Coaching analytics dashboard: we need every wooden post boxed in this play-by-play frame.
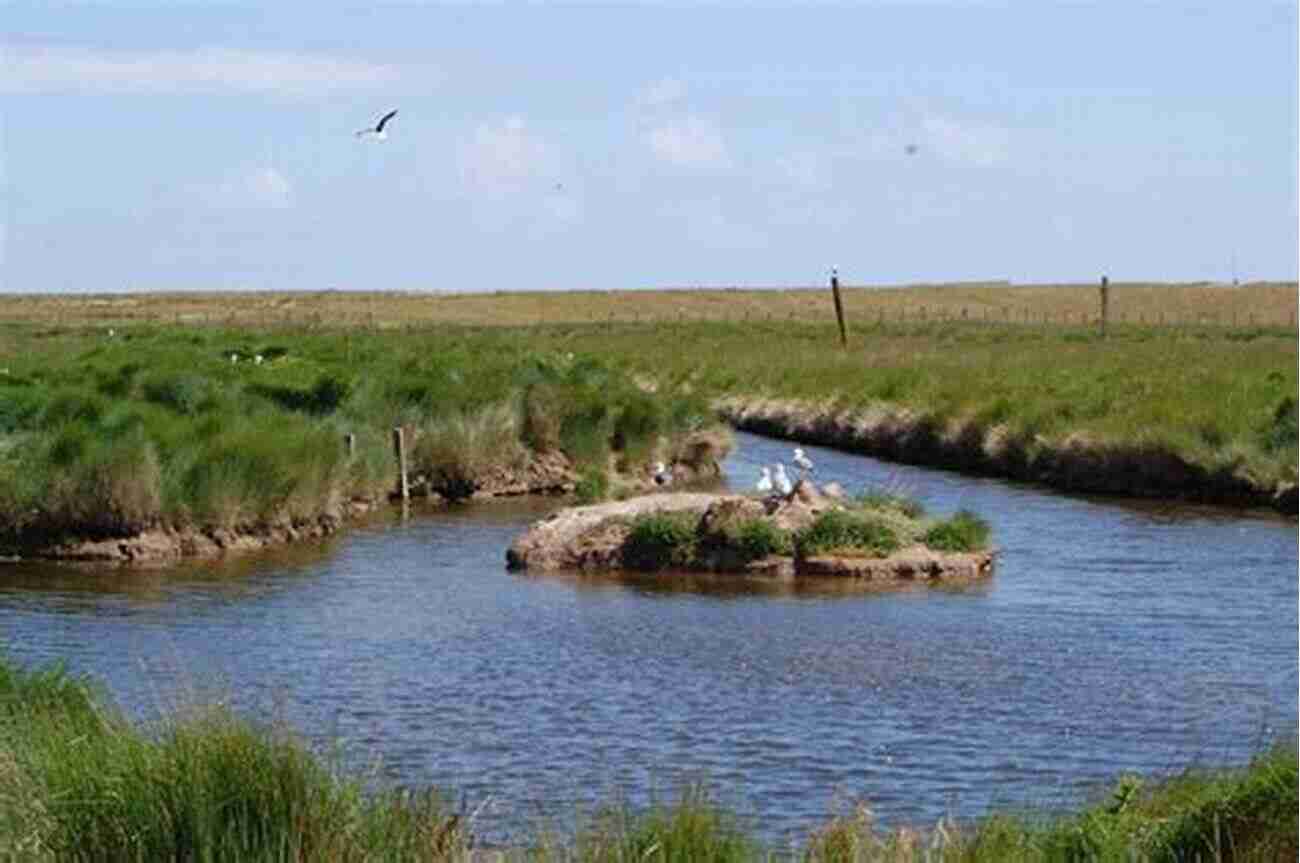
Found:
[344,433,356,458]
[392,427,409,502]
[829,268,848,348]
[1098,276,1110,337]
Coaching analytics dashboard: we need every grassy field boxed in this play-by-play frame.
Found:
[0,282,1294,550]
[6,281,1296,329]
[2,654,1294,861]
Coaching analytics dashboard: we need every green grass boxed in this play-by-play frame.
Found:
[795,509,901,558]
[622,511,699,571]
[1,655,1293,861]
[923,510,991,552]
[0,324,718,548]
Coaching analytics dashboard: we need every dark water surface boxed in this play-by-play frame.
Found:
[2,432,1295,843]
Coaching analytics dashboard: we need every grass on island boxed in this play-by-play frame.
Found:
[619,492,990,572]
[2,655,1294,861]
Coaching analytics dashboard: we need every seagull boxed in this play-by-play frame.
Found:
[356,109,398,140]
[904,143,919,156]
[229,353,238,364]
[653,461,672,486]
[755,466,773,494]
[254,354,264,365]
[792,447,814,477]
[773,464,793,496]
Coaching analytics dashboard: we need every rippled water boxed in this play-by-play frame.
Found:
[1,432,1295,843]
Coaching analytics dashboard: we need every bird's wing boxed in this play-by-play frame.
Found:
[375,110,398,132]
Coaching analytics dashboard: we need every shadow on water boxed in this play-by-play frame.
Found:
[514,567,997,600]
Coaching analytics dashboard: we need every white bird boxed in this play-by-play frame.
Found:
[792,447,814,477]
[755,466,773,493]
[229,353,238,364]
[773,464,793,496]
[254,354,264,365]
[355,109,398,140]
[653,461,672,486]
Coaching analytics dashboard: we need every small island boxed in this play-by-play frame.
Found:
[507,480,995,583]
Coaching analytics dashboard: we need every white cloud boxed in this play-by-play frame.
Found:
[459,115,546,195]
[196,166,293,210]
[2,45,402,96]
[921,113,1010,167]
[647,116,728,167]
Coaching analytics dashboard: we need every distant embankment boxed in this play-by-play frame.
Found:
[718,397,1299,514]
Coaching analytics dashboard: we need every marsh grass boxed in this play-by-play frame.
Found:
[0,325,716,547]
[922,510,991,552]
[796,510,901,558]
[622,511,699,571]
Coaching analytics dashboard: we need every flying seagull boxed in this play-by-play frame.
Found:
[904,143,919,156]
[356,110,398,140]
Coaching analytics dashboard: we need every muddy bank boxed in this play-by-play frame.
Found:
[506,482,994,584]
[717,397,1298,514]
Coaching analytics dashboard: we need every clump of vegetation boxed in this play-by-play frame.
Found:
[855,489,926,519]
[573,465,610,504]
[730,518,794,560]
[795,510,900,558]
[568,784,757,863]
[0,655,467,861]
[622,511,699,571]
[923,510,991,552]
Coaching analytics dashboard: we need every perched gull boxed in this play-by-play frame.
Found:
[653,461,672,486]
[755,466,773,494]
[229,353,238,364]
[254,354,264,365]
[356,109,398,140]
[792,447,814,477]
[773,464,793,496]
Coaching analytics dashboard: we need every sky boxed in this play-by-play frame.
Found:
[2,2,1297,293]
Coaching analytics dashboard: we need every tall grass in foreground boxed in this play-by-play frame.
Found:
[1,657,1294,861]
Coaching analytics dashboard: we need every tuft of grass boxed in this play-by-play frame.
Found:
[855,490,926,519]
[571,784,757,863]
[923,510,991,552]
[730,518,794,560]
[795,510,900,558]
[622,511,699,571]
[574,465,610,504]
[412,404,525,500]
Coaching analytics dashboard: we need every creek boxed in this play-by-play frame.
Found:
[1,431,1294,843]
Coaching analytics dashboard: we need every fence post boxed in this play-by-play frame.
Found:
[344,433,356,458]
[829,268,848,348]
[392,427,409,503]
[1098,275,1110,337]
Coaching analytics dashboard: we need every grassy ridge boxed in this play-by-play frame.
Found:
[1,655,1294,861]
[0,324,717,550]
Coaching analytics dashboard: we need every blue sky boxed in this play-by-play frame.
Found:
[3,2,1296,292]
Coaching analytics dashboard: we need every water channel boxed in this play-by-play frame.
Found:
[1,432,1295,844]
